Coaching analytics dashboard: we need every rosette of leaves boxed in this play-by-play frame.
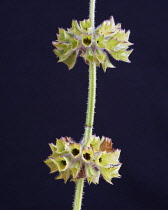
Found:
[44,136,121,184]
[52,17,133,71]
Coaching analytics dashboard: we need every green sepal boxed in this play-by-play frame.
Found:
[58,49,73,63]
[52,42,72,51]
[95,149,120,167]
[113,43,130,51]
[57,28,73,42]
[53,49,64,57]
[62,50,79,70]
[96,49,106,63]
[69,142,81,158]
[106,149,121,165]
[44,158,58,173]
[55,170,71,183]
[100,167,113,184]
[104,38,119,51]
[95,151,110,167]
[49,152,60,158]
[53,43,72,59]
[52,41,63,49]
[79,19,92,33]
[55,139,68,153]
[59,43,72,54]
[70,161,81,178]
[109,164,122,178]
[86,164,100,184]
[82,34,92,47]
[101,164,121,184]
[68,20,82,35]
[110,49,133,62]
[102,56,115,72]
[52,156,71,171]
[96,36,105,48]
[87,173,100,184]
[49,143,57,153]
[86,136,101,152]
[96,16,121,36]
[94,58,101,67]
[84,48,94,63]
[86,164,98,177]
[113,30,130,42]
[70,38,80,50]
[82,147,94,162]
[56,28,64,41]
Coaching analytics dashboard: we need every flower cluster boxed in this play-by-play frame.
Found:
[52,17,133,71]
[44,136,121,184]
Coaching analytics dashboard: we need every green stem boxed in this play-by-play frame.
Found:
[73,179,84,210]
[83,0,96,146]
[89,0,96,34]
[83,61,96,146]
[73,1,96,210]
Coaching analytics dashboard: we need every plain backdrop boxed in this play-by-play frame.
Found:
[1,0,168,209]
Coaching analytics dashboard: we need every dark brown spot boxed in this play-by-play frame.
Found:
[83,153,91,160]
[72,148,79,156]
[62,160,66,166]
[83,38,91,46]
[99,158,102,163]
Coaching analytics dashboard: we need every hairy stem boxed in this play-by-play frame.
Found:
[83,61,96,146]
[73,1,96,210]
[83,0,96,146]
[73,179,84,210]
[89,0,96,34]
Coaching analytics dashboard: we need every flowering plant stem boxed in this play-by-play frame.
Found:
[83,62,96,146]
[73,1,96,209]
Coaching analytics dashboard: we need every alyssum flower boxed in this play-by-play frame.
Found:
[52,16,133,71]
[44,136,121,184]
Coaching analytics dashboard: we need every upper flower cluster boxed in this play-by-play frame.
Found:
[44,136,121,184]
[52,16,133,71]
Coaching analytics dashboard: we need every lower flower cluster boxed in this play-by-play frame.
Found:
[44,136,121,184]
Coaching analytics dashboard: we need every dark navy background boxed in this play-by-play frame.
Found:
[1,0,168,209]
